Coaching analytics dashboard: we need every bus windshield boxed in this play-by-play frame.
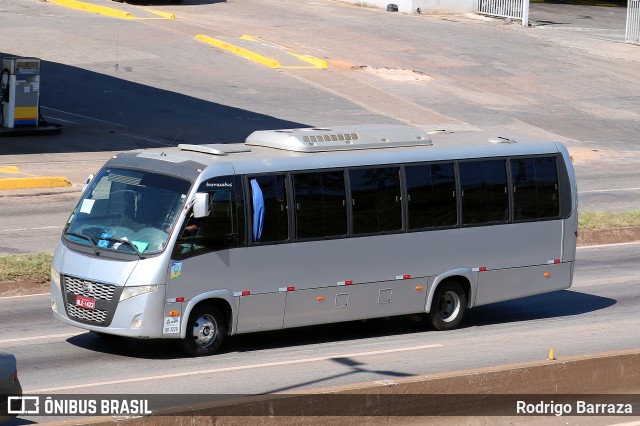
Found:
[63,168,192,256]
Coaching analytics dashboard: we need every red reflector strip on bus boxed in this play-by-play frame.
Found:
[473,267,487,272]
[338,280,353,286]
[166,297,185,303]
[242,291,251,296]
[547,259,561,264]
[395,275,411,280]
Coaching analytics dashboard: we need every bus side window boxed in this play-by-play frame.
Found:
[511,156,559,221]
[349,167,402,235]
[173,175,245,258]
[293,170,347,239]
[250,174,289,243]
[460,159,509,226]
[405,162,456,230]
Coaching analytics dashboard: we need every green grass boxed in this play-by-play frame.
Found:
[579,211,640,232]
[0,253,53,282]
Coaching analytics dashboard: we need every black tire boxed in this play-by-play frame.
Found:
[427,281,467,331]
[180,304,226,356]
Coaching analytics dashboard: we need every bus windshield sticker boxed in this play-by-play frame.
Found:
[79,199,95,214]
[97,233,112,248]
[130,240,149,253]
[170,260,182,280]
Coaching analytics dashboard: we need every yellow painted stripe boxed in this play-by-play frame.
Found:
[0,166,20,174]
[14,107,38,120]
[286,52,328,68]
[195,35,280,68]
[141,8,176,19]
[240,34,328,69]
[0,177,72,190]
[48,0,134,19]
[239,34,260,42]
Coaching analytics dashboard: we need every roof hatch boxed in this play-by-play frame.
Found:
[245,124,433,152]
[178,144,253,156]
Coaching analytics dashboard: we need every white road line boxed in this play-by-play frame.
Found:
[0,293,49,300]
[28,343,444,393]
[0,225,62,233]
[0,332,82,345]
[606,422,640,426]
[578,241,640,250]
[579,187,640,194]
[40,107,126,127]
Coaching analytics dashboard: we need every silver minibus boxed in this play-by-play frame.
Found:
[50,124,578,356]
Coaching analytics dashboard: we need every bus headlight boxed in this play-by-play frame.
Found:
[51,267,61,291]
[120,285,158,302]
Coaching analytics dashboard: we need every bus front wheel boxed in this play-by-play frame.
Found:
[427,281,467,331]
[181,304,226,356]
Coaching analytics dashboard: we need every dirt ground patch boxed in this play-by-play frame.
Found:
[577,226,640,246]
[0,279,49,298]
[1,228,638,298]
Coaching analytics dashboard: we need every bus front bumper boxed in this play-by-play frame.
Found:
[50,282,169,339]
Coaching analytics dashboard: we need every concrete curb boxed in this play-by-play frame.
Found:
[47,0,133,19]
[38,347,640,425]
[195,35,280,68]
[0,176,71,190]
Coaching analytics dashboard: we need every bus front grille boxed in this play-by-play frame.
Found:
[62,274,122,326]
[64,276,116,301]
[66,303,109,324]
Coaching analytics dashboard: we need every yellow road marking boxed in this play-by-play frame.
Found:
[48,0,134,19]
[0,176,71,190]
[140,8,176,19]
[0,166,20,174]
[49,0,176,20]
[240,34,328,69]
[197,34,328,69]
[195,35,280,68]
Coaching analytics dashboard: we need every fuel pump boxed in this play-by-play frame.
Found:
[1,57,40,129]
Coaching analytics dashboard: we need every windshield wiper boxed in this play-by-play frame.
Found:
[97,236,146,260]
[66,232,101,256]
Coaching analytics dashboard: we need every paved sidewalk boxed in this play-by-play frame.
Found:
[499,2,640,62]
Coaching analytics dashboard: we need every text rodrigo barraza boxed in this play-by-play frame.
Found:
[517,400,633,416]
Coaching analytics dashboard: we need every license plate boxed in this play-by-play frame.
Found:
[75,295,96,310]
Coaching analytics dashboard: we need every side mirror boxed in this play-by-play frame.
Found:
[192,193,210,218]
[82,174,94,192]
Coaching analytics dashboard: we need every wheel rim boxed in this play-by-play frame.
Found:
[438,290,461,323]
[191,314,218,348]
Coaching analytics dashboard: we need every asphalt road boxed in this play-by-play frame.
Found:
[0,1,639,422]
[0,241,638,423]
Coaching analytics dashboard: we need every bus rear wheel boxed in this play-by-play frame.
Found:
[181,304,226,356]
[427,281,467,331]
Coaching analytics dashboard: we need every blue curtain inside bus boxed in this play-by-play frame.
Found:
[251,179,265,241]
